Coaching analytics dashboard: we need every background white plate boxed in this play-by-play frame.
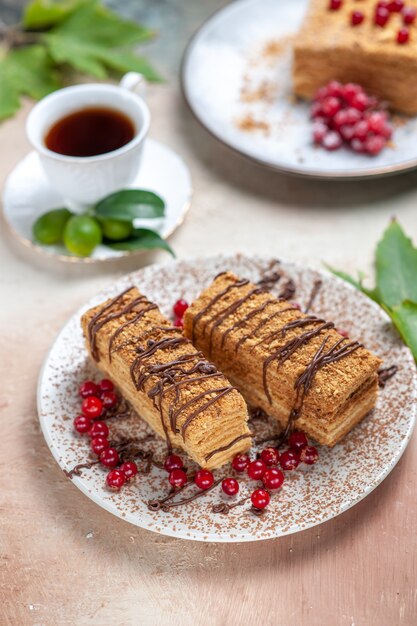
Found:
[37,255,416,541]
[181,0,417,179]
[2,139,192,263]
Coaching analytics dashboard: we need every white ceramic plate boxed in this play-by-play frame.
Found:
[2,139,192,263]
[37,255,416,542]
[181,0,417,179]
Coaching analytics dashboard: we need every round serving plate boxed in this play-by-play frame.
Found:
[37,255,416,541]
[2,139,192,264]
[181,0,417,179]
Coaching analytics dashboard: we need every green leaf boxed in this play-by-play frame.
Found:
[375,219,417,308]
[108,228,175,256]
[50,3,154,47]
[42,3,159,81]
[23,0,89,30]
[96,50,162,82]
[390,301,417,362]
[95,190,165,221]
[325,264,379,302]
[0,45,60,120]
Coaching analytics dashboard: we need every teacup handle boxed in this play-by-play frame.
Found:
[119,72,147,99]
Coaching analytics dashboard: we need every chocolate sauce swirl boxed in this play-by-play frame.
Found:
[378,365,398,387]
[191,278,249,342]
[204,432,252,462]
[87,287,135,360]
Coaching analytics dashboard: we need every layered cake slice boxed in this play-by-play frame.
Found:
[183,272,382,446]
[81,287,251,469]
[293,0,417,114]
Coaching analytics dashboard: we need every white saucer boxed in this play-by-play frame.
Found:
[182,0,417,179]
[2,139,192,263]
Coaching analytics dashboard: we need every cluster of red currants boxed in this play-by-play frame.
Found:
[329,0,415,41]
[231,431,319,510]
[163,454,216,491]
[172,298,189,329]
[311,81,393,156]
[163,431,318,512]
[74,378,138,489]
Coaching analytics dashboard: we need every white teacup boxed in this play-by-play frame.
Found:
[26,73,150,212]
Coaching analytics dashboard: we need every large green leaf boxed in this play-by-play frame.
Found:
[375,219,417,308]
[390,301,417,362]
[42,2,159,80]
[23,0,89,30]
[0,45,60,120]
[95,190,165,222]
[108,228,174,256]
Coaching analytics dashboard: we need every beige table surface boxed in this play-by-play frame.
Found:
[1,2,417,625]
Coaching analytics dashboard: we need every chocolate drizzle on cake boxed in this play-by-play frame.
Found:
[305,279,323,313]
[204,433,253,462]
[191,278,250,342]
[278,336,363,442]
[378,365,398,387]
[279,278,296,301]
[87,287,135,361]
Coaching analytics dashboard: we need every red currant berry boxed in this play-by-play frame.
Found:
[300,445,319,465]
[99,378,114,393]
[280,450,300,471]
[232,453,250,472]
[101,390,118,409]
[337,328,350,337]
[288,431,308,453]
[169,468,188,488]
[339,125,355,142]
[312,121,328,144]
[351,138,366,153]
[195,469,214,490]
[397,27,409,43]
[251,488,270,509]
[365,134,386,155]
[378,0,390,8]
[247,459,267,480]
[310,101,324,119]
[329,0,342,9]
[352,120,370,140]
[326,80,343,98]
[81,396,103,419]
[106,469,126,490]
[375,7,390,26]
[263,468,284,490]
[351,10,364,25]
[73,414,93,434]
[164,454,184,472]
[79,380,98,399]
[119,461,138,480]
[344,107,362,125]
[91,436,110,455]
[343,83,363,102]
[173,299,189,318]
[321,96,342,118]
[389,0,404,11]
[222,477,239,496]
[351,92,369,111]
[403,7,416,24]
[174,318,184,328]
[89,420,109,438]
[260,447,280,466]
[322,131,343,151]
[100,447,120,468]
